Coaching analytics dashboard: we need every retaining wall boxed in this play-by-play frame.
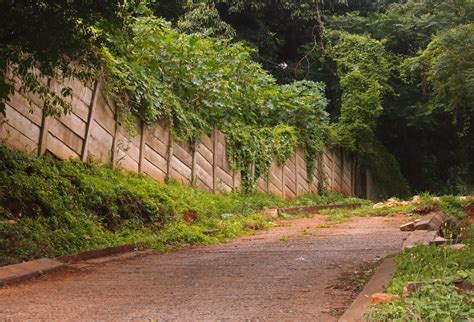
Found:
[0,77,362,198]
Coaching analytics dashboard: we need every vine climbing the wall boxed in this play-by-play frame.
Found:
[100,12,330,192]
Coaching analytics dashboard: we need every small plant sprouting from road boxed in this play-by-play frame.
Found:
[279,235,290,244]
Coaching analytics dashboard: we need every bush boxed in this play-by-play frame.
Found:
[0,145,284,265]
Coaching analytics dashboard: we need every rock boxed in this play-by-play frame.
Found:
[0,220,17,225]
[403,230,437,249]
[448,243,467,250]
[413,205,438,215]
[414,218,433,230]
[371,293,400,304]
[414,211,448,231]
[412,195,420,203]
[400,222,415,231]
[386,198,409,207]
[183,211,197,223]
[453,280,474,293]
[264,208,278,219]
[386,198,398,207]
[403,281,427,296]
[373,202,385,209]
[430,236,448,245]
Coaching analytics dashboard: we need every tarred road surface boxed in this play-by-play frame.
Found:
[0,216,406,321]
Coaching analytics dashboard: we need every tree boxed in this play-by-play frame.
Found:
[0,0,138,116]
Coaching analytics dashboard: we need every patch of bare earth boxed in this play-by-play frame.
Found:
[0,215,406,321]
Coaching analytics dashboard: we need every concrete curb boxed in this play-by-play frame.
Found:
[59,244,143,263]
[0,244,143,286]
[339,257,397,322]
[0,258,64,286]
[279,203,362,215]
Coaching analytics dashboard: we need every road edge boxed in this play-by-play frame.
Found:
[0,244,142,287]
[338,256,397,322]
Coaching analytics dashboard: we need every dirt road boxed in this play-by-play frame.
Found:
[0,215,406,320]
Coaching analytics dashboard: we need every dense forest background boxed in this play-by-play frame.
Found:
[1,0,473,197]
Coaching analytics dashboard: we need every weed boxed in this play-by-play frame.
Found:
[288,192,370,207]
[279,235,290,244]
[301,229,318,237]
[367,228,474,321]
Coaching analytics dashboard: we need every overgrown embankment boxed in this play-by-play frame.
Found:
[0,144,363,267]
[366,196,474,321]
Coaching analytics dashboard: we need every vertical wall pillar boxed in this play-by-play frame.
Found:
[166,126,174,182]
[81,80,100,162]
[281,164,285,198]
[138,120,147,173]
[212,127,217,192]
[191,143,197,187]
[294,152,298,196]
[0,111,4,140]
[110,104,119,166]
[331,150,335,191]
[341,149,345,194]
[38,78,52,156]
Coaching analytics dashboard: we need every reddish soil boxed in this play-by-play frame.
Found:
[0,215,406,320]
[465,204,474,224]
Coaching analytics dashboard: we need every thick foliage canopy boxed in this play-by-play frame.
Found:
[101,12,329,191]
[0,0,138,116]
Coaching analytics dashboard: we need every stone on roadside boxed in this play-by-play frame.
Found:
[386,198,398,207]
[264,208,278,219]
[403,281,427,296]
[430,236,448,245]
[0,220,17,225]
[402,230,437,249]
[448,243,467,250]
[400,222,415,231]
[453,280,474,293]
[414,211,448,231]
[371,293,400,305]
[373,202,385,209]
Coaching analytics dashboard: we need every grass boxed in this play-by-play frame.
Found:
[287,192,370,207]
[366,240,474,321]
[366,222,474,321]
[318,204,409,222]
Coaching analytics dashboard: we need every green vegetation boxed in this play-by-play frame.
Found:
[365,197,474,321]
[3,1,472,196]
[165,0,473,196]
[0,0,137,116]
[319,204,409,222]
[0,144,363,267]
[288,192,369,207]
[101,10,330,191]
[0,145,282,266]
[367,241,474,321]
